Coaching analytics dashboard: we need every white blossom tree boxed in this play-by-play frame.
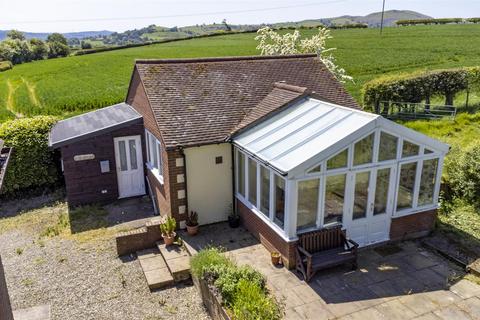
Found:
[255,27,353,83]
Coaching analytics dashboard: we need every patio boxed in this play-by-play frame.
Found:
[182,223,480,319]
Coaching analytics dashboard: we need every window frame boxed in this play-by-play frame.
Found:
[145,129,164,184]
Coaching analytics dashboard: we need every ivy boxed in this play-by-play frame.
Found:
[0,116,59,196]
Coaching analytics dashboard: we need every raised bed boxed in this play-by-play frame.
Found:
[192,275,230,320]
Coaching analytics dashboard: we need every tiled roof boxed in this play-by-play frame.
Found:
[135,54,360,148]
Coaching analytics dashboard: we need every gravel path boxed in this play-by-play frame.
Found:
[0,219,210,319]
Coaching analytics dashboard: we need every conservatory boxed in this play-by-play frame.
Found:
[232,97,449,250]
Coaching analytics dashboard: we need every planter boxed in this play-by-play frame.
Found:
[228,216,240,228]
[186,224,199,236]
[162,232,176,246]
[271,252,281,266]
[193,275,231,320]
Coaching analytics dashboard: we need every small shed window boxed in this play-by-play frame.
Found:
[402,141,420,158]
[353,133,374,166]
[260,166,270,216]
[145,130,164,181]
[237,151,245,197]
[418,158,439,206]
[324,174,346,225]
[397,162,417,210]
[378,132,398,161]
[297,179,320,230]
[327,149,348,170]
[248,158,257,206]
[273,175,285,228]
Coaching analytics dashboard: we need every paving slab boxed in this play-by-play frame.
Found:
[433,304,472,320]
[339,306,385,320]
[449,279,480,299]
[137,248,160,260]
[13,305,50,320]
[293,301,335,320]
[456,296,480,319]
[167,255,191,282]
[375,299,418,320]
[413,312,442,320]
[398,293,439,315]
[144,267,174,290]
[157,243,189,261]
[139,255,167,272]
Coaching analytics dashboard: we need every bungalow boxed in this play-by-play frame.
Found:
[49,54,448,267]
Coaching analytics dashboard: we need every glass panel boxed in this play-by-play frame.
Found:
[274,175,285,228]
[327,149,348,170]
[297,179,319,230]
[353,172,370,220]
[353,133,374,166]
[308,164,321,174]
[248,158,257,206]
[324,174,346,224]
[260,166,270,216]
[378,132,398,161]
[146,133,150,162]
[118,140,128,171]
[150,134,158,169]
[237,151,245,197]
[397,162,417,210]
[157,143,163,174]
[374,168,391,215]
[418,159,439,206]
[424,148,434,154]
[402,141,419,158]
[129,139,138,170]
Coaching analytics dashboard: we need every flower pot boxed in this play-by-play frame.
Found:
[228,215,240,228]
[271,252,281,266]
[186,224,199,236]
[162,232,176,246]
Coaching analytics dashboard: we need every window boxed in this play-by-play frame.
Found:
[402,141,419,158]
[353,172,370,220]
[297,179,319,230]
[327,149,348,170]
[374,168,391,215]
[260,166,270,216]
[273,174,285,228]
[378,132,398,161]
[237,151,245,197]
[397,162,417,210]
[119,140,128,171]
[324,174,346,224]
[308,164,321,174]
[353,133,374,166]
[146,130,163,179]
[424,148,434,154]
[129,139,138,170]
[248,158,257,206]
[418,159,439,206]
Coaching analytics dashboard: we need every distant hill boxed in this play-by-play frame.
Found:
[0,30,113,41]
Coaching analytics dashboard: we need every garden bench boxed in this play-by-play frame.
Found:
[295,226,359,282]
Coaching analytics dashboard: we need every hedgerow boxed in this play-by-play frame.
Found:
[362,67,479,112]
[396,18,464,26]
[0,116,60,196]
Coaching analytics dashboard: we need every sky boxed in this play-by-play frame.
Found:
[1,0,479,33]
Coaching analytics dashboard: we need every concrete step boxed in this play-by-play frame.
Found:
[137,248,173,290]
[157,242,191,282]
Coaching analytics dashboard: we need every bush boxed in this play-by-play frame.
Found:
[190,247,232,278]
[214,264,266,304]
[231,279,282,320]
[396,18,464,26]
[0,61,12,72]
[0,116,60,196]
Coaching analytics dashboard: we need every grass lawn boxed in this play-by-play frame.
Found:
[1,24,480,122]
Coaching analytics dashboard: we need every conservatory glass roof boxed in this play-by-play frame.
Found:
[233,97,379,173]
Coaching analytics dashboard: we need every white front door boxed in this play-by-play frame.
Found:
[344,165,395,247]
[114,135,146,198]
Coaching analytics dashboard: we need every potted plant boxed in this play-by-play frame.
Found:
[160,216,176,246]
[186,211,199,236]
[228,207,240,228]
[271,251,281,266]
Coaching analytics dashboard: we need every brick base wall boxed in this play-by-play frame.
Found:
[116,219,162,256]
[390,209,437,241]
[236,199,297,269]
[0,255,14,320]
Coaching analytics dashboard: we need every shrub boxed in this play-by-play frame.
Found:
[231,279,282,320]
[214,264,266,304]
[0,61,12,72]
[0,116,60,196]
[190,247,232,278]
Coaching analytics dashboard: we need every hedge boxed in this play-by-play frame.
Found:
[0,116,60,196]
[0,61,12,72]
[330,23,368,29]
[362,67,479,112]
[468,18,480,24]
[396,18,464,26]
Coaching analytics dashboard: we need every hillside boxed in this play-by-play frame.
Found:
[0,30,113,41]
[0,24,479,122]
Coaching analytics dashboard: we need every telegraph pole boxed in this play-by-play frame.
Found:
[380,0,386,35]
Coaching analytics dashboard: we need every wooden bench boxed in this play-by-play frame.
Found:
[295,226,359,282]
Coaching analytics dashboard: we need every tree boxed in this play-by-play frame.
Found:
[0,39,32,64]
[47,33,68,45]
[80,41,92,49]
[255,27,353,83]
[47,41,70,58]
[222,19,232,32]
[29,38,48,60]
[7,30,26,41]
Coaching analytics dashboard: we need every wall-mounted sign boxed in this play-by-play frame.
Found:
[73,154,95,161]
[100,160,110,173]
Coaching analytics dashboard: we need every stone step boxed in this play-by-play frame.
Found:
[157,242,191,282]
[137,248,174,290]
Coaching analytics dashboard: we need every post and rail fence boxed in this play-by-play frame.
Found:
[376,101,457,121]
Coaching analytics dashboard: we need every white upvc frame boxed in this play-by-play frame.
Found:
[145,129,164,184]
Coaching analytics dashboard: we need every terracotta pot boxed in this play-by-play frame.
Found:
[162,232,176,246]
[186,224,199,236]
[271,253,281,266]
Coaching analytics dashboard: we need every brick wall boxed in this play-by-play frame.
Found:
[116,218,162,256]
[60,123,145,207]
[236,199,297,269]
[390,209,437,241]
[0,255,14,320]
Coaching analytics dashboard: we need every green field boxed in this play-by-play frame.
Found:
[1,24,480,122]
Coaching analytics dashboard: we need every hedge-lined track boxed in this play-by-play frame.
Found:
[1,24,480,122]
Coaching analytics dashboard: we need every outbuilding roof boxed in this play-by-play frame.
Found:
[131,54,360,148]
[49,103,142,148]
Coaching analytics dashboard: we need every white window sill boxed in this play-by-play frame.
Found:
[393,203,439,218]
[146,163,164,185]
